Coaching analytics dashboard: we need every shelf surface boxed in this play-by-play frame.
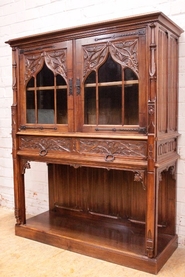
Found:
[15,210,178,274]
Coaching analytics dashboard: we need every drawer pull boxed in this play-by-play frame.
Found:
[105,154,115,162]
[39,149,48,156]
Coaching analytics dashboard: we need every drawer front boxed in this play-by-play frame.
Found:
[76,138,147,161]
[19,136,147,161]
[19,136,74,156]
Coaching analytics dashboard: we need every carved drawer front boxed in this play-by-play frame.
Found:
[19,136,147,161]
[76,138,147,161]
[19,136,74,156]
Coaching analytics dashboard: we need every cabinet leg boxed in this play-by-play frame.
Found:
[13,157,26,225]
[146,171,157,258]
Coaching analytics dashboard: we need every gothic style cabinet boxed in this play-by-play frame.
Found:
[6,12,183,274]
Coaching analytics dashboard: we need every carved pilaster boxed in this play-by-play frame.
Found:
[149,23,157,101]
[148,100,155,134]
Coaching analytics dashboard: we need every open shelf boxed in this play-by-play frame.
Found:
[15,210,178,274]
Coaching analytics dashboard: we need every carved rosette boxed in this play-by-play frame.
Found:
[83,39,138,79]
[25,49,67,83]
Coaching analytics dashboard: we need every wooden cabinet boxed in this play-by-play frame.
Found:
[6,12,183,274]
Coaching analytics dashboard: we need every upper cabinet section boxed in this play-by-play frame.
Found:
[6,12,183,136]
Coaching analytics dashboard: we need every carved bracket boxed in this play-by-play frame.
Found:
[158,164,176,182]
[21,159,31,174]
[134,170,146,190]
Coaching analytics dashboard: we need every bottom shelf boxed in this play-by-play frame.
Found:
[15,210,178,274]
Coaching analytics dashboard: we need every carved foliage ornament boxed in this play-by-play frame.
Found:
[78,139,147,158]
[20,136,72,155]
[25,50,67,83]
[83,39,138,79]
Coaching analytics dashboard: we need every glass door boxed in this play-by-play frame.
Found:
[75,31,147,134]
[20,41,73,132]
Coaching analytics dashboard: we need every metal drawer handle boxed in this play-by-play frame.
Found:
[39,149,48,156]
[105,154,115,162]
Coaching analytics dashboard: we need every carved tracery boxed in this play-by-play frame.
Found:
[25,50,67,83]
[83,39,138,79]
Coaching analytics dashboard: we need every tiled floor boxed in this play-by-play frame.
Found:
[0,207,185,277]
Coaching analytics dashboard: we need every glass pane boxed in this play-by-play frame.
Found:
[99,87,122,125]
[124,84,138,125]
[124,67,138,81]
[84,87,96,124]
[56,74,66,85]
[26,90,35,123]
[37,64,54,86]
[85,71,96,84]
[27,77,34,88]
[37,90,54,123]
[57,89,67,124]
[98,54,122,82]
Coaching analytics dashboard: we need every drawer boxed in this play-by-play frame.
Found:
[19,135,147,161]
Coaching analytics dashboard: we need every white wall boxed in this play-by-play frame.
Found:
[0,0,185,246]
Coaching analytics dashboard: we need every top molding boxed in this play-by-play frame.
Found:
[6,12,183,47]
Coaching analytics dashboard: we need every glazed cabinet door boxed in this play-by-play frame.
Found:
[18,41,73,132]
[75,28,148,134]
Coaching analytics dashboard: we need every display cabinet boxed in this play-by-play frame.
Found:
[6,12,183,274]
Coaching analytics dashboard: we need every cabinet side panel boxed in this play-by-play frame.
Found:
[158,169,176,235]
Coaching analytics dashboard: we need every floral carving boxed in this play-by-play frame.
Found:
[109,40,138,75]
[78,139,147,158]
[19,136,72,153]
[83,43,108,77]
[25,50,67,83]
[83,39,138,79]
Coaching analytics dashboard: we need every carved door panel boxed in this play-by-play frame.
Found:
[18,41,73,132]
[75,29,147,134]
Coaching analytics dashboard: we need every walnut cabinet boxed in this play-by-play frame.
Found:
[6,12,183,274]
